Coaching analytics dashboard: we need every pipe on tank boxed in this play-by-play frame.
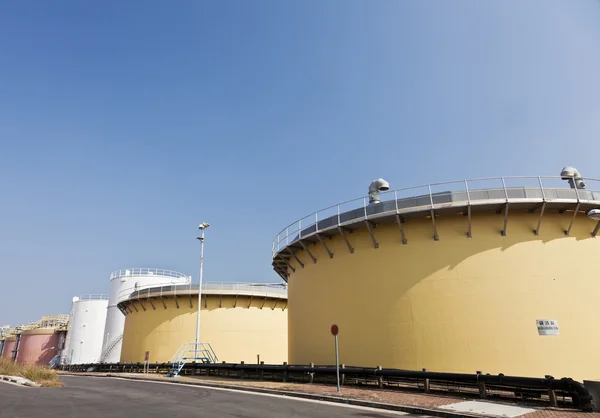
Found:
[368,178,390,204]
[561,166,586,189]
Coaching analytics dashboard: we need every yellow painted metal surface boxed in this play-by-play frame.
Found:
[287,212,600,381]
[121,295,287,364]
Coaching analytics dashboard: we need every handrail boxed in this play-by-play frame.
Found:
[62,362,593,411]
[77,294,109,301]
[110,268,190,281]
[116,281,288,303]
[272,175,600,257]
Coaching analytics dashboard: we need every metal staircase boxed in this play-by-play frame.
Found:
[48,355,61,368]
[167,342,218,377]
[99,333,123,363]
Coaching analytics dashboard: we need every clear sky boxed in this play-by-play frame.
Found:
[1,1,600,326]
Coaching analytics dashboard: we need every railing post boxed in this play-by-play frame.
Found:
[340,364,345,386]
[548,388,558,407]
[428,184,434,208]
[309,362,314,384]
[477,371,487,399]
[240,361,244,380]
[545,375,558,407]
[465,180,471,204]
[337,205,341,226]
[283,362,288,382]
[377,365,383,389]
[538,176,546,200]
[259,361,264,381]
[423,368,430,393]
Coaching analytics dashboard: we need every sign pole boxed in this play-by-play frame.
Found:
[335,334,340,392]
[331,324,340,393]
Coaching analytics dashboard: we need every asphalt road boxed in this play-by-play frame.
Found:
[0,375,422,418]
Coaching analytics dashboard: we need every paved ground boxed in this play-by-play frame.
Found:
[55,372,600,418]
[0,375,420,418]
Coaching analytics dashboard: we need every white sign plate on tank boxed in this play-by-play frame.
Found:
[537,319,559,336]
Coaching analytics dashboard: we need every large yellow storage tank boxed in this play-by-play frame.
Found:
[119,282,288,364]
[273,171,600,381]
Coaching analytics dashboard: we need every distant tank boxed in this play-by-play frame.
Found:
[99,268,191,363]
[118,282,288,364]
[9,315,69,366]
[1,335,17,360]
[62,295,108,365]
[17,329,61,366]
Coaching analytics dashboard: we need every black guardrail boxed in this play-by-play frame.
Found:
[61,362,594,412]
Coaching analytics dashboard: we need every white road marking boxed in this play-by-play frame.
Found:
[440,401,535,417]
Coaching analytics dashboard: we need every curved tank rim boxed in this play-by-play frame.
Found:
[117,282,288,309]
[109,268,190,282]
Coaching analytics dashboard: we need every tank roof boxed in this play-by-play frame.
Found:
[110,268,190,281]
[272,174,600,280]
[117,282,288,306]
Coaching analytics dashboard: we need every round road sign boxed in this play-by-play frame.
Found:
[331,324,339,336]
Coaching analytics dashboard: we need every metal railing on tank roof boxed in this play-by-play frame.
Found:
[110,268,190,281]
[272,175,600,257]
[116,281,288,303]
[77,294,109,301]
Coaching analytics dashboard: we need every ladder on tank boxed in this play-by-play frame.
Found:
[167,342,218,377]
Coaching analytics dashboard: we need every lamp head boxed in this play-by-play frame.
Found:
[588,209,600,221]
[198,222,211,230]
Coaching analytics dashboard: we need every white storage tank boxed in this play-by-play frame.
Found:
[62,295,108,365]
[99,268,191,363]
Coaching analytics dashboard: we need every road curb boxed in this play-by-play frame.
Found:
[60,372,485,418]
[0,374,40,387]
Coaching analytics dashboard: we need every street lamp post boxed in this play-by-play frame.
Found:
[195,222,210,360]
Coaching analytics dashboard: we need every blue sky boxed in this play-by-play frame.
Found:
[1,1,600,326]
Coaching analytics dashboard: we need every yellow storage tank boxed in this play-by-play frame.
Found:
[273,170,600,381]
[119,282,288,364]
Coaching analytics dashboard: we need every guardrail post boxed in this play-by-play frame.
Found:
[240,361,244,380]
[377,366,383,389]
[283,362,288,382]
[423,368,430,393]
[309,363,314,384]
[225,361,229,377]
[545,375,558,407]
[259,361,264,381]
[477,371,487,399]
[341,364,346,386]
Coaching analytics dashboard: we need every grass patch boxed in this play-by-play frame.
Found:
[0,357,63,387]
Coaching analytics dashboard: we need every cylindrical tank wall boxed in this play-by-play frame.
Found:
[15,329,59,366]
[101,270,190,363]
[120,295,287,364]
[287,212,600,381]
[64,299,108,364]
[2,338,16,360]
